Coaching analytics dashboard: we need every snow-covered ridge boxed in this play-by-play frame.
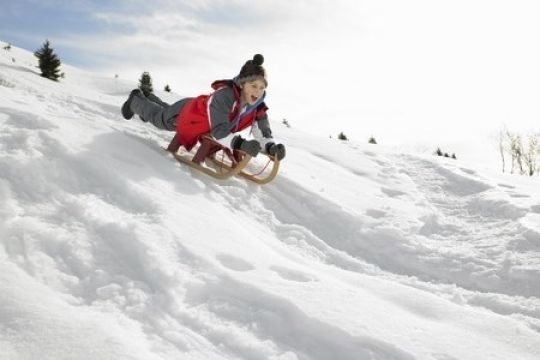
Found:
[1,42,539,360]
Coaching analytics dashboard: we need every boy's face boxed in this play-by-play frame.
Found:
[241,79,266,105]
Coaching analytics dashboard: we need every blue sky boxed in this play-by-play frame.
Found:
[1,1,293,69]
[2,0,540,165]
[1,1,146,66]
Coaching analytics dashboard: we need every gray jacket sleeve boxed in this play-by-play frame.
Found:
[208,87,235,140]
[252,113,275,150]
[255,113,273,138]
[208,87,275,149]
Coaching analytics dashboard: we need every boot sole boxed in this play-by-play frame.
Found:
[121,101,134,120]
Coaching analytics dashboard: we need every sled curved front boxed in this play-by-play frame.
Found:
[208,155,280,185]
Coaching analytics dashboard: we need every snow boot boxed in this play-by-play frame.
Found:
[121,89,143,120]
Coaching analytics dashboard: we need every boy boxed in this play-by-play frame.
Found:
[121,54,285,160]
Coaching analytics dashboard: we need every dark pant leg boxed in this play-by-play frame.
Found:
[147,93,170,107]
[131,95,191,131]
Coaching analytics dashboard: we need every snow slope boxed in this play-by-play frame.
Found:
[1,42,539,360]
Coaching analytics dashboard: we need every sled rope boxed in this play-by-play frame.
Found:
[247,158,272,177]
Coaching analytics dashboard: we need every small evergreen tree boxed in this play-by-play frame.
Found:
[443,153,450,158]
[34,40,62,81]
[338,132,348,141]
[368,136,377,144]
[282,118,290,128]
[138,72,153,96]
[3,43,11,51]
[164,84,171,92]
[451,153,457,160]
[435,148,443,156]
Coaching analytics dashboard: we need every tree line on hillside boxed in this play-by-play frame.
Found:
[335,132,458,159]
[334,132,378,145]
[11,39,172,93]
[435,148,457,159]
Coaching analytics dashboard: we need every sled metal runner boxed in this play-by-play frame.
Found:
[166,134,280,184]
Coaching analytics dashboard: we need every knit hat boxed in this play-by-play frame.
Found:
[236,54,267,87]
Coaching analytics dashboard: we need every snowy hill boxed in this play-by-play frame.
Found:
[1,42,539,360]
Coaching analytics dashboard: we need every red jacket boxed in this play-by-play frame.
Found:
[175,80,268,151]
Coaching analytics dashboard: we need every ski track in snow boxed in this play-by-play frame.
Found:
[235,152,540,328]
[398,156,538,295]
[1,43,540,360]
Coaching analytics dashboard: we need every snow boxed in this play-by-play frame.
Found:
[1,42,539,360]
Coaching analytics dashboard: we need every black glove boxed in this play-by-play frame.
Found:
[231,136,261,157]
[265,142,286,160]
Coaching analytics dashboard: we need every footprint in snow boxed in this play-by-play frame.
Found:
[270,265,318,283]
[365,209,387,219]
[498,183,515,189]
[459,168,476,175]
[431,353,460,360]
[351,169,369,177]
[216,254,255,272]
[381,187,406,198]
[509,193,530,199]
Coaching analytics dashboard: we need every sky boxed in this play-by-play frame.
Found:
[2,0,540,165]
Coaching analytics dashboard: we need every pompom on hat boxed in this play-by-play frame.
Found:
[235,54,267,87]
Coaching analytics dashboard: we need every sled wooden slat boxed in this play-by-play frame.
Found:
[170,151,251,180]
[165,134,279,184]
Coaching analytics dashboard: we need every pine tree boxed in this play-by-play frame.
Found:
[34,40,62,81]
[435,148,443,156]
[368,136,377,144]
[3,43,11,51]
[338,132,348,141]
[451,153,457,160]
[164,84,171,92]
[282,118,290,128]
[138,72,153,96]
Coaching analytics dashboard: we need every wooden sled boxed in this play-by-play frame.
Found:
[165,134,280,184]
